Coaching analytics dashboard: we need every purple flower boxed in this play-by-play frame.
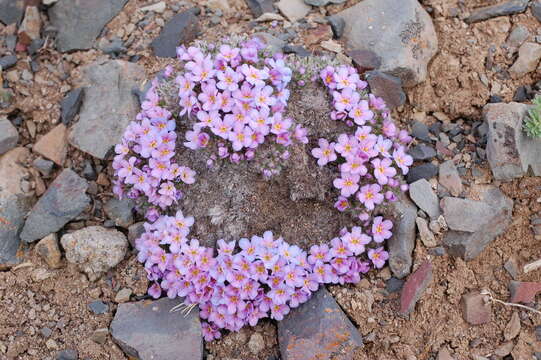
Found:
[371,216,393,243]
[371,158,397,185]
[357,183,384,210]
[341,227,371,255]
[312,138,337,166]
[333,173,360,197]
[368,247,389,269]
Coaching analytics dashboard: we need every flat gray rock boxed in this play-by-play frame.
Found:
[465,0,529,24]
[0,118,19,155]
[385,194,417,279]
[68,60,144,159]
[151,8,200,58]
[485,102,541,181]
[20,169,90,243]
[0,0,24,25]
[278,287,363,360]
[409,179,440,219]
[48,0,128,52]
[336,0,438,87]
[442,186,513,260]
[0,148,33,268]
[111,298,203,360]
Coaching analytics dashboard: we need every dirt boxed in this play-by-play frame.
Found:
[1,0,541,359]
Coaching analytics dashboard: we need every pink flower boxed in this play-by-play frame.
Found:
[357,184,384,210]
[311,138,337,166]
[368,247,389,269]
[334,134,358,157]
[393,148,413,175]
[253,85,276,108]
[320,66,336,89]
[178,166,196,184]
[335,66,359,90]
[349,100,374,125]
[371,158,397,185]
[371,216,393,243]
[340,156,367,176]
[375,136,393,158]
[240,64,268,87]
[217,67,242,92]
[333,173,360,197]
[334,196,350,212]
[270,114,292,134]
[341,227,371,255]
[333,88,359,112]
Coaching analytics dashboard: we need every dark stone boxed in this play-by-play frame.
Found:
[429,247,446,256]
[428,122,441,136]
[327,15,345,39]
[99,37,126,55]
[111,298,203,360]
[0,55,17,70]
[408,144,436,161]
[411,121,432,142]
[347,49,381,72]
[244,0,275,17]
[533,1,541,23]
[465,0,529,24]
[5,35,17,51]
[88,300,108,315]
[278,287,363,360]
[49,0,129,52]
[0,0,24,25]
[28,38,44,55]
[56,349,78,360]
[33,157,54,176]
[513,85,528,102]
[20,169,90,243]
[386,277,405,293]
[151,8,200,58]
[406,163,438,184]
[61,88,84,125]
[366,71,405,109]
[82,160,96,181]
[103,198,134,228]
[40,327,53,338]
[535,325,541,341]
[489,95,503,103]
[283,44,311,57]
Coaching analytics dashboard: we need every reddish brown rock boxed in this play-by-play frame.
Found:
[18,6,41,45]
[399,261,433,315]
[347,49,381,72]
[509,281,541,303]
[366,70,406,109]
[461,291,491,325]
[278,287,363,360]
[33,124,68,166]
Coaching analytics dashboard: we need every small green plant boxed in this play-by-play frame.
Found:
[524,95,541,138]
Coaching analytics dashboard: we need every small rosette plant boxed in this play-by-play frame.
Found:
[114,36,414,341]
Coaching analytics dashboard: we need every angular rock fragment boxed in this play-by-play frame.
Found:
[385,195,417,279]
[438,160,462,196]
[461,291,491,325]
[408,179,440,219]
[151,8,200,58]
[33,124,68,166]
[278,287,363,360]
[111,298,203,360]
[0,118,19,155]
[399,261,433,315]
[20,169,90,243]
[509,281,541,303]
[336,0,438,87]
[465,0,529,24]
[442,186,513,260]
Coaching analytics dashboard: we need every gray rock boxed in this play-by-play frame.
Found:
[366,71,405,109]
[386,277,405,293]
[438,160,462,196]
[0,0,24,25]
[32,158,54,177]
[386,194,417,279]
[485,102,541,181]
[406,163,438,184]
[336,0,438,87]
[327,15,345,39]
[244,0,275,17]
[409,144,436,161]
[127,222,145,247]
[0,55,17,70]
[56,349,78,360]
[276,0,311,22]
[20,169,90,243]
[506,25,530,49]
[48,0,129,52]
[60,88,84,125]
[60,226,128,281]
[68,60,144,159]
[533,1,541,23]
[305,0,346,6]
[103,198,134,228]
[111,298,203,360]
[88,300,108,314]
[509,42,541,77]
[0,119,19,155]
[409,179,440,219]
[465,0,529,24]
[411,121,432,142]
[283,44,310,57]
[416,217,436,247]
[278,287,363,360]
[442,186,513,260]
[253,32,285,55]
[0,148,33,268]
[151,8,200,58]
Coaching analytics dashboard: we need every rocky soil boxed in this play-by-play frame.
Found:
[1,0,541,359]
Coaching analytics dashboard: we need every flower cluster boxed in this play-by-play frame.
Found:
[312,65,413,218]
[136,211,388,341]
[176,38,308,177]
[112,78,196,217]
